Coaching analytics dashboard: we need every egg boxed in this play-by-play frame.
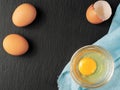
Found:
[78,57,97,76]
[12,3,37,27]
[3,34,29,56]
[86,0,112,24]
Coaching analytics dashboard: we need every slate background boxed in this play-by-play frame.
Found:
[0,0,119,90]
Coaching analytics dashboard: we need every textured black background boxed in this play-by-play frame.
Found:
[0,0,119,90]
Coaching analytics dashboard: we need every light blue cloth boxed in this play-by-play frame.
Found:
[57,4,120,90]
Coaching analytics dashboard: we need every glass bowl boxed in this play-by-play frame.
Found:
[70,45,114,88]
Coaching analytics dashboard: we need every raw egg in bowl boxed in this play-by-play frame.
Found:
[70,45,114,88]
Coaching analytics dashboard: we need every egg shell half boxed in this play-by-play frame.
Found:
[86,0,112,24]
[86,5,103,24]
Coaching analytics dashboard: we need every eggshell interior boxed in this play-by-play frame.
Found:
[93,0,112,21]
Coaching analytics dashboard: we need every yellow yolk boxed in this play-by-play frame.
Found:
[78,57,97,76]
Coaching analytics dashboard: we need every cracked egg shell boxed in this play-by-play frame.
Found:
[86,0,112,24]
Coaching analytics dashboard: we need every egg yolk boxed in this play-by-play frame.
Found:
[78,57,97,76]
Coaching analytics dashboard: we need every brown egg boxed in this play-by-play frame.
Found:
[3,34,29,56]
[86,0,112,24]
[12,3,37,27]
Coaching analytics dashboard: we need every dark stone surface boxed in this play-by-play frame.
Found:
[0,0,119,90]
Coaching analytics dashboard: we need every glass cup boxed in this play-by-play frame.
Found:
[70,45,114,88]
